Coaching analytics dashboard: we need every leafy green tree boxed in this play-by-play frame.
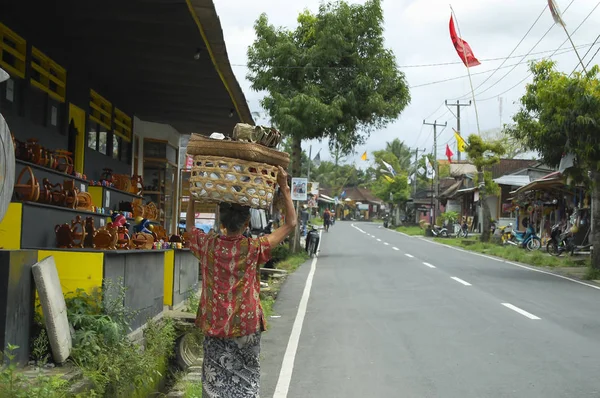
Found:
[372,172,410,206]
[507,60,600,268]
[465,135,505,242]
[384,138,412,170]
[247,0,411,176]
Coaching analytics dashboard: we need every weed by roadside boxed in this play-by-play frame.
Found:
[436,237,591,269]
[276,252,310,273]
[184,286,200,314]
[0,344,69,398]
[395,226,424,236]
[184,380,203,397]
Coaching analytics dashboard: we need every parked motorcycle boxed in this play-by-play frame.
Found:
[305,224,320,257]
[431,224,449,238]
[505,223,541,251]
[383,214,390,229]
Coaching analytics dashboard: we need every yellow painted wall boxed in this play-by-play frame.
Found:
[163,250,174,307]
[0,203,22,249]
[37,250,104,296]
[88,186,103,211]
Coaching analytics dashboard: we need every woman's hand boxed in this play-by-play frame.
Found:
[277,166,290,195]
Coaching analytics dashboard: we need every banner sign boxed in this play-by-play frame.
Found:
[291,177,308,201]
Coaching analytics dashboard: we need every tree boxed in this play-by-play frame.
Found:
[372,173,410,205]
[465,135,505,242]
[481,127,528,159]
[384,138,412,170]
[507,60,600,268]
[247,0,411,177]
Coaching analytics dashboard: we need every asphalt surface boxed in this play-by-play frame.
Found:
[260,221,600,398]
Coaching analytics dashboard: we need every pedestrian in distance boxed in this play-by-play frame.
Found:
[323,208,332,232]
[186,166,296,398]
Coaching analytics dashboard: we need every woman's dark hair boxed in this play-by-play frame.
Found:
[219,203,251,234]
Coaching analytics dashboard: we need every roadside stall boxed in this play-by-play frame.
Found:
[0,0,254,362]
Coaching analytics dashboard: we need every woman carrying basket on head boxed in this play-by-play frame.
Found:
[186,166,296,398]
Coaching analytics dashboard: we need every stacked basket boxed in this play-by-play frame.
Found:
[186,125,289,210]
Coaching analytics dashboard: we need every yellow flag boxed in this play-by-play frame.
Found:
[384,175,394,183]
[361,151,368,161]
[454,130,467,153]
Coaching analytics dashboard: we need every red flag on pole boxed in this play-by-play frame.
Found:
[449,16,480,68]
[446,144,454,163]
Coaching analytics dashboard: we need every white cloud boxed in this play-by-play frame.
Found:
[214,0,600,168]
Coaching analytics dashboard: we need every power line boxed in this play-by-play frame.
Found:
[478,0,600,102]
[231,42,594,71]
[463,4,549,98]
[585,44,600,70]
[409,45,590,89]
[572,33,600,75]
[461,0,577,100]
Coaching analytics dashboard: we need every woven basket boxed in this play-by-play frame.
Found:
[186,134,290,169]
[189,156,277,209]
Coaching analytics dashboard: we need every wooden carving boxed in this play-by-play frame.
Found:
[14,166,40,202]
[131,232,154,250]
[143,202,159,221]
[63,180,79,209]
[54,150,74,174]
[77,192,94,211]
[70,215,86,248]
[55,223,73,248]
[84,217,95,248]
[131,175,144,196]
[153,224,168,241]
[94,227,116,250]
[116,226,131,250]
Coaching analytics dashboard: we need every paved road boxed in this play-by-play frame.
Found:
[261,221,600,398]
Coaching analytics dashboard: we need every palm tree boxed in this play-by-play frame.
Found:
[385,139,412,169]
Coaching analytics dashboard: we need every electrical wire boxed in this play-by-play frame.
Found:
[584,44,600,70]
[571,32,600,75]
[460,0,578,100]
[461,4,549,99]
[478,1,600,102]
[410,45,589,89]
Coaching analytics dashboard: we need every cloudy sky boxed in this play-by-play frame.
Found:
[213,0,600,165]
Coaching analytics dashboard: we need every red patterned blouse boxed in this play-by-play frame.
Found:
[189,229,272,338]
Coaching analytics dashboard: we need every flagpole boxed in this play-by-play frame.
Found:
[562,25,587,74]
[450,5,481,136]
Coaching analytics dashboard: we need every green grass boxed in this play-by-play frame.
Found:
[311,217,324,226]
[395,226,425,236]
[261,294,276,319]
[372,219,384,223]
[436,237,591,269]
[184,381,203,397]
[277,252,310,273]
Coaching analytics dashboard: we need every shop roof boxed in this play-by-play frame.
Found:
[2,0,253,135]
[511,172,564,195]
[494,174,531,187]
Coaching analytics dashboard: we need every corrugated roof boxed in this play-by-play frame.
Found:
[494,175,531,187]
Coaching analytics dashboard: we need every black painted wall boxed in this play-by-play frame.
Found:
[172,250,199,307]
[0,250,37,365]
[103,251,165,331]
[0,7,134,178]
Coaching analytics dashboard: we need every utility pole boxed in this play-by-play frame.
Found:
[445,100,471,161]
[423,119,447,225]
[412,147,426,197]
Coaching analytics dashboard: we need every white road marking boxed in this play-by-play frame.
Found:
[392,247,400,251]
[418,237,600,291]
[502,303,541,320]
[383,242,389,246]
[405,253,414,258]
[451,277,472,286]
[274,244,320,397]
[377,239,382,242]
[423,262,436,269]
